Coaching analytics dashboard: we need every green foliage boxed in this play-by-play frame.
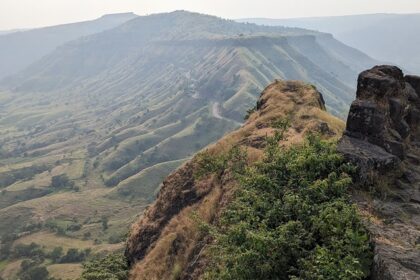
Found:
[51,174,77,191]
[101,216,109,231]
[244,105,257,120]
[80,253,129,280]
[195,146,247,179]
[13,242,44,259]
[0,165,49,188]
[48,247,63,263]
[60,248,91,263]
[19,259,50,280]
[204,134,372,280]
[108,232,126,244]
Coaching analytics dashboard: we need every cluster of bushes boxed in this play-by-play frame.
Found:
[0,164,49,188]
[2,242,90,264]
[18,260,51,280]
[197,124,372,279]
[80,253,128,280]
[50,174,79,191]
[59,248,91,263]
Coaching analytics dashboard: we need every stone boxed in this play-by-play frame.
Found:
[338,65,420,280]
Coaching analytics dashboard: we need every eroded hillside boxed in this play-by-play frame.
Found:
[0,11,377,278]
[125,65,420,280]
[125,79,348,279]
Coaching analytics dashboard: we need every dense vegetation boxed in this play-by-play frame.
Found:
[198,125,372,279]
[80,253,129,280]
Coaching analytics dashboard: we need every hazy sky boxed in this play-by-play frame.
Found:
[1,0,420,30]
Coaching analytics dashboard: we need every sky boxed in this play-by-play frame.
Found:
[1,0,420,30]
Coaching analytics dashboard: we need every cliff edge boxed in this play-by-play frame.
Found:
[338,65,420,280]
[125,80,344,280]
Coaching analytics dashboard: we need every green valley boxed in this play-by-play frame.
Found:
[0,11,378,279]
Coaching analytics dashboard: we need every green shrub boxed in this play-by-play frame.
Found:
[194,146,247,179]
[19,259,50,280]
[204,134,372,280]
[80,253,129,280]
[60,248,91,263]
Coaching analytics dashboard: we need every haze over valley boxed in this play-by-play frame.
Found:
[0,4,418,280]
[239,13,420,73]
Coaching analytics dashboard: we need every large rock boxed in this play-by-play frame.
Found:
[338,65,420,280]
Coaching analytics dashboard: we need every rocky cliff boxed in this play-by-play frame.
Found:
[125,80,344,280]
[338,65,420,279]
[125,65,420,280]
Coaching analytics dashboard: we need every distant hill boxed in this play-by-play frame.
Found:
[0,29,28,35]
[4,11,377,117]
[0,12,137,79]
[238,13,420,73]
[0,11,378,279]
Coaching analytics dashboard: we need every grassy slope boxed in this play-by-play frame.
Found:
[0,12,376,278]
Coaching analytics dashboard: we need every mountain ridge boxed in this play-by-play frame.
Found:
[0,11,378,279]
[0,12,138,79]
[238,13,420,73]
[125,79,347,279]
[125,65,420,280]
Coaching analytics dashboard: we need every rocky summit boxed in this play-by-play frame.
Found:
[338,65,420,280]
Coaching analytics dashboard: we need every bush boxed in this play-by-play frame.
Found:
[60,248,91,263]
[108,233,125,244]
[51,174,75,190]
[203,133,372,280]
[80,253,129,280]
[13,242,44,259]
[19,260,50,280]
[20,265,49,280]
[49,246,63,263]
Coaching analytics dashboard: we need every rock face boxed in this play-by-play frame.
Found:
[125,80,345,280]
[338,65,420,280]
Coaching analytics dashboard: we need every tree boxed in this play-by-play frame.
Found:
[81,254,128,280]
[101,216,109,231]
[20,261,49,280]
[21,266,49,280]
[51,174,74,189]
[49,247,63,263]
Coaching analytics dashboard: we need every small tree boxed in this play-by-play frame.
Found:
[51,174,74,190]
[49,247,63,263]
[101,216,109,231]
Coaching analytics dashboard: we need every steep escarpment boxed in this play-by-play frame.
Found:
[125,66,420,280]
[338,65,420,279]
[125,80,346,279]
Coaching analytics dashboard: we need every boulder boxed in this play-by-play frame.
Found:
[338,65,420,280]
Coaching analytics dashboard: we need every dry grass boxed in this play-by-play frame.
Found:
[128,80,345,279]
[0,260,22,280]
[48,263,83,280]
[15,231,94,251]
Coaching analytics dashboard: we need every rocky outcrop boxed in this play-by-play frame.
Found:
[338,65,420,280]
[125,80,345,280]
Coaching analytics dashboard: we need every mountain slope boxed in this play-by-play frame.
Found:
[0,12,137,79]
[238,13,420,73]
[0,11,377,278]
[3,12,378,117]
[125,80,351,279]
[125,65,420,280]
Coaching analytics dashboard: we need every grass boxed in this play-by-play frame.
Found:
[0,260,8,271]
[15,231,93,251]
[111,158,188,201]
[0,260,22,280]
[48,263,83,280]
[0,31,356,279]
